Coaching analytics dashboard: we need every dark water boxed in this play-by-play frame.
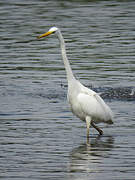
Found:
[0,0,135,179]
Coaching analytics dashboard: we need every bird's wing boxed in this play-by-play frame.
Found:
[77,92,113,122]
[94,93,113,120]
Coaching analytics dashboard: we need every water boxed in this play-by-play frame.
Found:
[0,0,135,179]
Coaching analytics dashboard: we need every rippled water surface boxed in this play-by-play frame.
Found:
[0,0,135,179]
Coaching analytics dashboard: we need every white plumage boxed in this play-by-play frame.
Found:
[38,27,113,138]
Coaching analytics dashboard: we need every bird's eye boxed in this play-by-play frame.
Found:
[52,31,55,34]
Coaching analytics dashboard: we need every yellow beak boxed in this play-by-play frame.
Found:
[38,31,53,39]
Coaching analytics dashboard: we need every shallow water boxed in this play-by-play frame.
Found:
[0,0,135,179]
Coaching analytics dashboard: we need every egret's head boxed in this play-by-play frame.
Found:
[38,27,58,39]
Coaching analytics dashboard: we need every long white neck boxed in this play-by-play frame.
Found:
[56,30,75,82]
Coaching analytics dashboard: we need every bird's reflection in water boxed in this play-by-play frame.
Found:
[69,136,114,174]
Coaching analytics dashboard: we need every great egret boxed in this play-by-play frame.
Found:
[38,27,113,138]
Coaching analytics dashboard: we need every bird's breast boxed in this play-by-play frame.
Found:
[68,94,85,121]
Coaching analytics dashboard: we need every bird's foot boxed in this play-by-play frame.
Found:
[98,129,103,136]
[91,121,103,136]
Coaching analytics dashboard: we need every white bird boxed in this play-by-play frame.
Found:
[38,27,113,139]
